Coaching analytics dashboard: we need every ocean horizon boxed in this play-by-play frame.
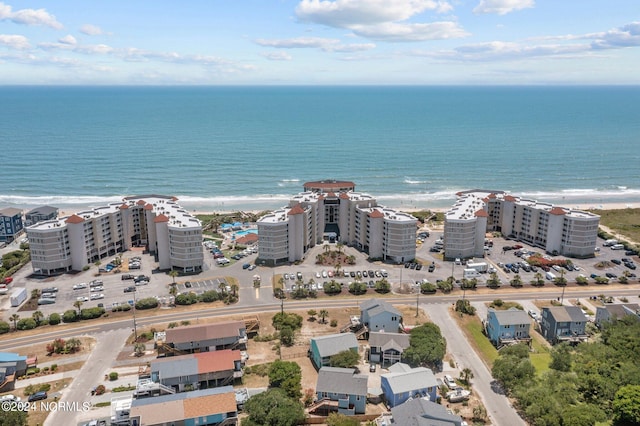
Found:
[2,85,639,213]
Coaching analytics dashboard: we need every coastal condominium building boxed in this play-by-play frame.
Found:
[26,195,203,275]
[0,207,24,243]
[443,190,600,260]
[256,180,417,266]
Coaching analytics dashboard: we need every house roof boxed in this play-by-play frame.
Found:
[164,320,245,345]
[65,214,85,224]
[488,307,530,326]
[26,206,58,216]
[369,209,384,219]
[368,332,410,351]
[600,304,640,320]
[312,333,358,358]
[382,364,437,394]
[194,350,241,374]
[288,204,305,215]
[390,398,463,426]
[549,207,566,216]
[360,298,402,318]
[316,367,368,396]
[130,386,235,424]
[0,353,27,363]
[151,350,241,377]
[475,209,488,217]
[0,207,22,217]
[545,306,587,322]
[235,233,259,245]
[153,214,169,223]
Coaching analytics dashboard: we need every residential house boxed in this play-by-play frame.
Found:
[540,306,588,344]
[485,308,532,348]
[315,367,368,415]
[0,208,23,243]
[0,352,28,392]
[24,206,58,227]
[384,397,465,426]
[595,304,640,328]
[159,320,247,356]
[128,386,238,426]
[368,331,410,367]
[380,363,438,408]
[145,349,243,394]
[309,333,358,370]
[360,299,402,333]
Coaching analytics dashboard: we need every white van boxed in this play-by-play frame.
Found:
[611,244,625,250]
[546,271,556,281]
[463,268,481,279]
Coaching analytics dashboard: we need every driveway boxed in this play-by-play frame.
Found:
[426,303,526,426]
[44,327,132,426]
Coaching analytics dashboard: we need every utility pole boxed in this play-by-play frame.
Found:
[415,288,420,317]
[132,289,138,342]
[279,296,283,360]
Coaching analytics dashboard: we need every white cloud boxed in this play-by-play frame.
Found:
[590,21,640,49]
[59,35,77,45]
[473,0,534,15]
[256,36,375,52]
[296,0,450,27]
[261,51,293,61]
[294,0,463,42]
[0,2,63,29]
[351,21,468,42]
[0,34,29,49]
[80,24,104,36]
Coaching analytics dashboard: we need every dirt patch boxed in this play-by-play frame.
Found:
[12,336,95,363]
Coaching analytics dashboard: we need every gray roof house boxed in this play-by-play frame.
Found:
[386,397,465,426]
[595,303,640,327]
[540,306,588,345]
[485,308,532,348]
[314,367,368,415]
[381,363,438,407]
[25,206,58,226]
[368,331,411,367]
[360,298,403,333]
[159,320,247,356]
[310,333,359,370]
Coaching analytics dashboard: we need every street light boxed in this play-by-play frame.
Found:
[132,289,138,342]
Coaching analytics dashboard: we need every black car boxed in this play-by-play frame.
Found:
[428,264,435,273]
[404,262,411,268]
[121,274,134,280]
[28,391,48,402]
[242,263,251,269]
[415,264,423,271]
[185,281,192,288]
[429,247,440,252]
[123,286,136,293]
[605,272,617,279]
[611,259,622,265]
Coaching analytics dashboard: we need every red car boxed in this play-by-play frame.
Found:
[1,277,12,284]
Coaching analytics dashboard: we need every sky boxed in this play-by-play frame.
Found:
[1,0,639,85]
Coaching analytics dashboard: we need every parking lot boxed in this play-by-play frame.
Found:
[175,277,229,295]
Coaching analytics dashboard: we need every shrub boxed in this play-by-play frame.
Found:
[135,297,159,310]
[175,293,198,305]
[180,320,190,326]
[375,280,391,294]
[82,265,90,271]
[112,304,131,312]
[199,290,219,303]
[80,307,105,320]
[94,384,106,395]
[0,321,10,334]
[272,312,303,331]
[421,282,437,294]
[23,385,36,395]
[62,310,79,323]
[323,281,342,295]
[51,364,57,372]
[330,319,338,327]
[348,281,367,295]
[17,318,37,330]
[167,322,178,329]
[109,372,119,381]
[48,313,61,325]
[112,385,136,392]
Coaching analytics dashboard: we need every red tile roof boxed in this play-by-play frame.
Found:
[369,210,384,218]
[288,204,305,215]
[549,207,566,216]
[194,350,241,374]
[65,214,85,224]
[119,204,129,210]
[136,200,146,205]
[504,195,517,202]
[488,193,497,199]
[144,203,154,210]
[236,233,258,245]
[183,391,237,418]
[339,192,350,199]
[165,320,245,344]
[475,209,488,217]
[154,214,169,223]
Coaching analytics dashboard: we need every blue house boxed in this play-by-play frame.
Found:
[0,352,28,392]
[0,208,23,243]
[368,331,410,367]
[129,386,238,426]
[315,367,368,415]
[360,298,402,333]
[309,333,358,370]
[485,308,531,348]
[380,363,438,407]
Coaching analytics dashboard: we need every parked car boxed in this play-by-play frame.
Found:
[76,296,89,302]
[444,375,456,389]
[28,391,47,402]
[37,298,56,305]
[428,263,436,273]
[73,283,87,290]
[242,263,251,270]
[123,286,136,293]
[42,287,58,293]
[528,310,538,320]
[121,274,134,280]
[90,293,104,300]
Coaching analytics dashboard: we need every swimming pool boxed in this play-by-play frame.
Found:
[234,229,258,237]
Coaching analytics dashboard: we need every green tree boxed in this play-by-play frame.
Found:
[17,318,37,330]
[436,278,454,293]
[374,278,391,294]
[134,343,146,357]
[510,274,523,287]
[613,385,640,426]
[330,349,360,369]
[242,388,305,426]
[549,343,572,372]
[326,412,359,426]
[32,310,44,326]
[9,313,19,330]
[460,367,474,385]
[348,281,367,295]
[279,326,294,347]
[73,299,84,315]
[0,321,10,334]
[491,345,536,395]
[403,323,446,369]
[307,309,317,321]
[268,360,302,399]
[0,408,28,425]
[48,313,61,325]
[272,312,303,331]
[168,269,179,284]
[562,404,607,426]
[319,309,329,324]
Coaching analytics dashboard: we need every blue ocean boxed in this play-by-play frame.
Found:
[1,86,639,212]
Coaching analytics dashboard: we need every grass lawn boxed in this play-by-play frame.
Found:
[529,336,551,376]
[454,311,499,368]
[591,208,640,246]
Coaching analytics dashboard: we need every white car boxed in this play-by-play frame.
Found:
[444,374,456,389]
[322,270,328,278]
[73,283,87,290]
[315,271,321,278]
[76,296,89,302]
[528,310,539,320]
[90,293,104,300]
